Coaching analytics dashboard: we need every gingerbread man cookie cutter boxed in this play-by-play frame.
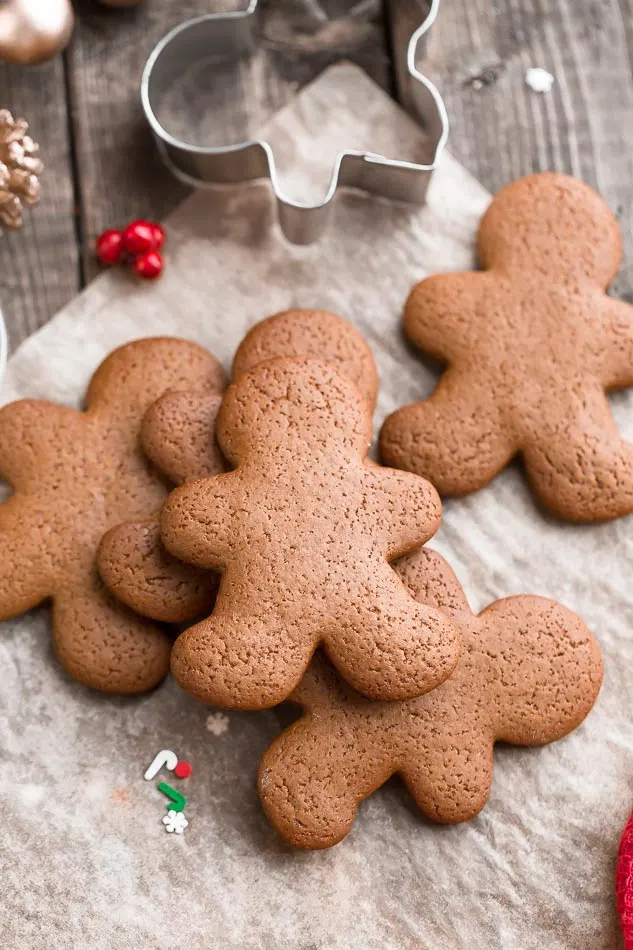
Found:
[141,0,449,245]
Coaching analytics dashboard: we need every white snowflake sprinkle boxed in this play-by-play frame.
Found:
[163,810,188,834]
[525,67,554,93]
[206,712,230,736]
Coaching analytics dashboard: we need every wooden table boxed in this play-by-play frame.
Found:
[1,0,633,351]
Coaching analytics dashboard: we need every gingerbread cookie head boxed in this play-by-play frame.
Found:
[258,547,603,849]
[232,309,379,409]
[219,356,372,466]
[477,172,622,285]
[380,172,633,521]
[0,337,226,692]
[160,357,459,710]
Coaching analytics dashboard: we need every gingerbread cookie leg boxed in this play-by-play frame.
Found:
[380,368,516,495]
[400,735,494,824]
[522,381,633,521]
[258,659,369,849]
[259,713,392,850]
[52,578,171,693]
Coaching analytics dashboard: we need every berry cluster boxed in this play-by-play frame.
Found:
[96,220,166,280]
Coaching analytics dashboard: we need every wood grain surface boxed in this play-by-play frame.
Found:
[1,0,632,348]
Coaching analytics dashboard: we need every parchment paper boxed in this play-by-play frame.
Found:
[1,63,631,950]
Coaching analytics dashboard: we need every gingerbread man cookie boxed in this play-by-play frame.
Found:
[161,358,459,709]
[0,337,226,692]
[98,310,381,626]
[380,172,633,521]
[258,547,603,849]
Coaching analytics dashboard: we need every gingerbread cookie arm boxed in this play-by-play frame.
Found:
[481,596,603,744]
[170,604,315,709]
[323,572,460,701]
[380,367,516,495]
[404,272,491,363]
[0,400,79,489]
[258,714,394,849]
[362,463,442,559]
[601,295,633,391]
[52,580,171,693]
[0,495,55,617]
[400,734,495,824]
[141,391,225,486]
[161,475,238,571]
[98,520,216,624]
[521,380,633,521]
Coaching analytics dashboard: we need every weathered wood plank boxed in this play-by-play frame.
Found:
[0,58,78,350]
[388,0,633,296]
[5,0,633,347]
[69,0,389,283]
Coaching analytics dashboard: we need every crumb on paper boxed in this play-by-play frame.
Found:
[111,788,130,804]
[525,67,554,93]
[206,712,230,736]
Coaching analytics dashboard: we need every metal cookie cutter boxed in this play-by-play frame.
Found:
[141,0,449,245]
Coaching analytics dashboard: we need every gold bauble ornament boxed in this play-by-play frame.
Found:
[0,0,74,65]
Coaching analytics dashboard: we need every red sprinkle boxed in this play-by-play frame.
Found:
[174,761,192,779]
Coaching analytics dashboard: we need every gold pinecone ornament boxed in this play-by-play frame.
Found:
[0,109,43,236]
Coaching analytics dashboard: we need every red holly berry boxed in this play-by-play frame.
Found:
[133,250,163,280]
[122,219,157,255]
[95,229,123,266]
[151,222,166,250]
